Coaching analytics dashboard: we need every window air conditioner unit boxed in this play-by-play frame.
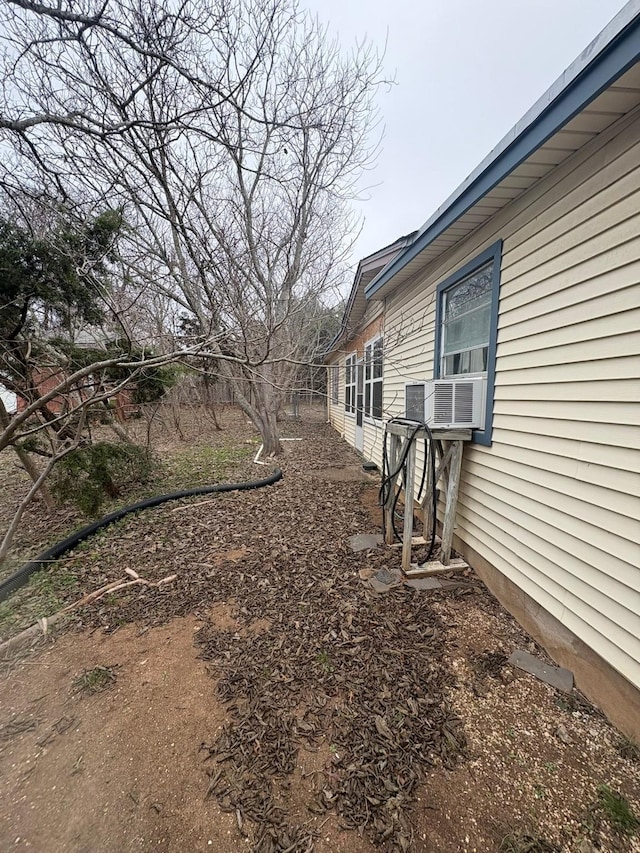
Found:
[404,378,485,429]
[428,378,485,429]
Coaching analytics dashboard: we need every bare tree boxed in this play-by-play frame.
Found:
[0,340,210,565]
[0,0,384,455]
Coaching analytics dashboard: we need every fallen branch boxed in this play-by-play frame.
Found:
[0,614,63,662]
[0,571,178,661]
[62,572,178,612]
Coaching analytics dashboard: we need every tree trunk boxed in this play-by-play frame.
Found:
[202,377,222,430]
[261,406,282,457]
[206,403,222,430]
[0,448,68,565]
[258,379,283,457]
[0,397,56,510]
[225,374,284,457]
[12,445,56,510]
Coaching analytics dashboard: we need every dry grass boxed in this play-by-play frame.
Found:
[71,665,117,695]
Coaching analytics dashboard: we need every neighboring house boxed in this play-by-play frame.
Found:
[15,366,76,416]
[12,327,139,421]
[13,367,137,421]
[326,2,640,738]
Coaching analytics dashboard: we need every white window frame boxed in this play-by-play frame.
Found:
[344,353,356,415]
[363,335,383,422]
[330,364,339,405]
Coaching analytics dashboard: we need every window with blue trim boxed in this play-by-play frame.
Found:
[434,241,502,445]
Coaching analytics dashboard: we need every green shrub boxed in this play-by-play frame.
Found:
[51,441,154,515]
[131,363,178,403]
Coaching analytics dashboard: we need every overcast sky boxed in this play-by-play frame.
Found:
[304,0,627,265]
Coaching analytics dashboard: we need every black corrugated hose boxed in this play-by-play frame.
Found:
[0,468,283,603]
[379,418,437,562]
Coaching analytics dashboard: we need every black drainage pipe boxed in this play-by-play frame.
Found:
[0,468,283,603]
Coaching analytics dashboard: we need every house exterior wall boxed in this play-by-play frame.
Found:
[322,107,640,732]
[327,312,385,457]
[379,108,640,713]
[327,353,346,436]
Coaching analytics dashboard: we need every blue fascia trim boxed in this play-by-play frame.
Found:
[365,14,640,300]
[433,241,503,447]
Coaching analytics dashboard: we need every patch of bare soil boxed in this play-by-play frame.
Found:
[413,596,640,852]
[1,406,639,852]
[309,465,374,482]
[0,617,239,852]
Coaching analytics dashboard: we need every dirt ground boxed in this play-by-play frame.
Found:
[0,406,639,853]
[1,617,240,852]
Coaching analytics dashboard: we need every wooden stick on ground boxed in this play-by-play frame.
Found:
[62,572,178,612]
[0,571,179,662]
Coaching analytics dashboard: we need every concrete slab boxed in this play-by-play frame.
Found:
[348,533,384,553]
[508,649,574,693]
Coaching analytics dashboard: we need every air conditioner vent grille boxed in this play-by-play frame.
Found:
[430,378,485,429]
[433,383,453,423]
[454,382,475,423]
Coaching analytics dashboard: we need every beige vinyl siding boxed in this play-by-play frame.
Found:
[327,315,385,450]
[327,355,345,435]
[362,419,385,466]
[383,109,640,690]
[344,410,356,446]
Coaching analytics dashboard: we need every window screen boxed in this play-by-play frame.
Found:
[441,263,493,377]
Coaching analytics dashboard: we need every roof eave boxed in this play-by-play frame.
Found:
[323,232,418,359]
